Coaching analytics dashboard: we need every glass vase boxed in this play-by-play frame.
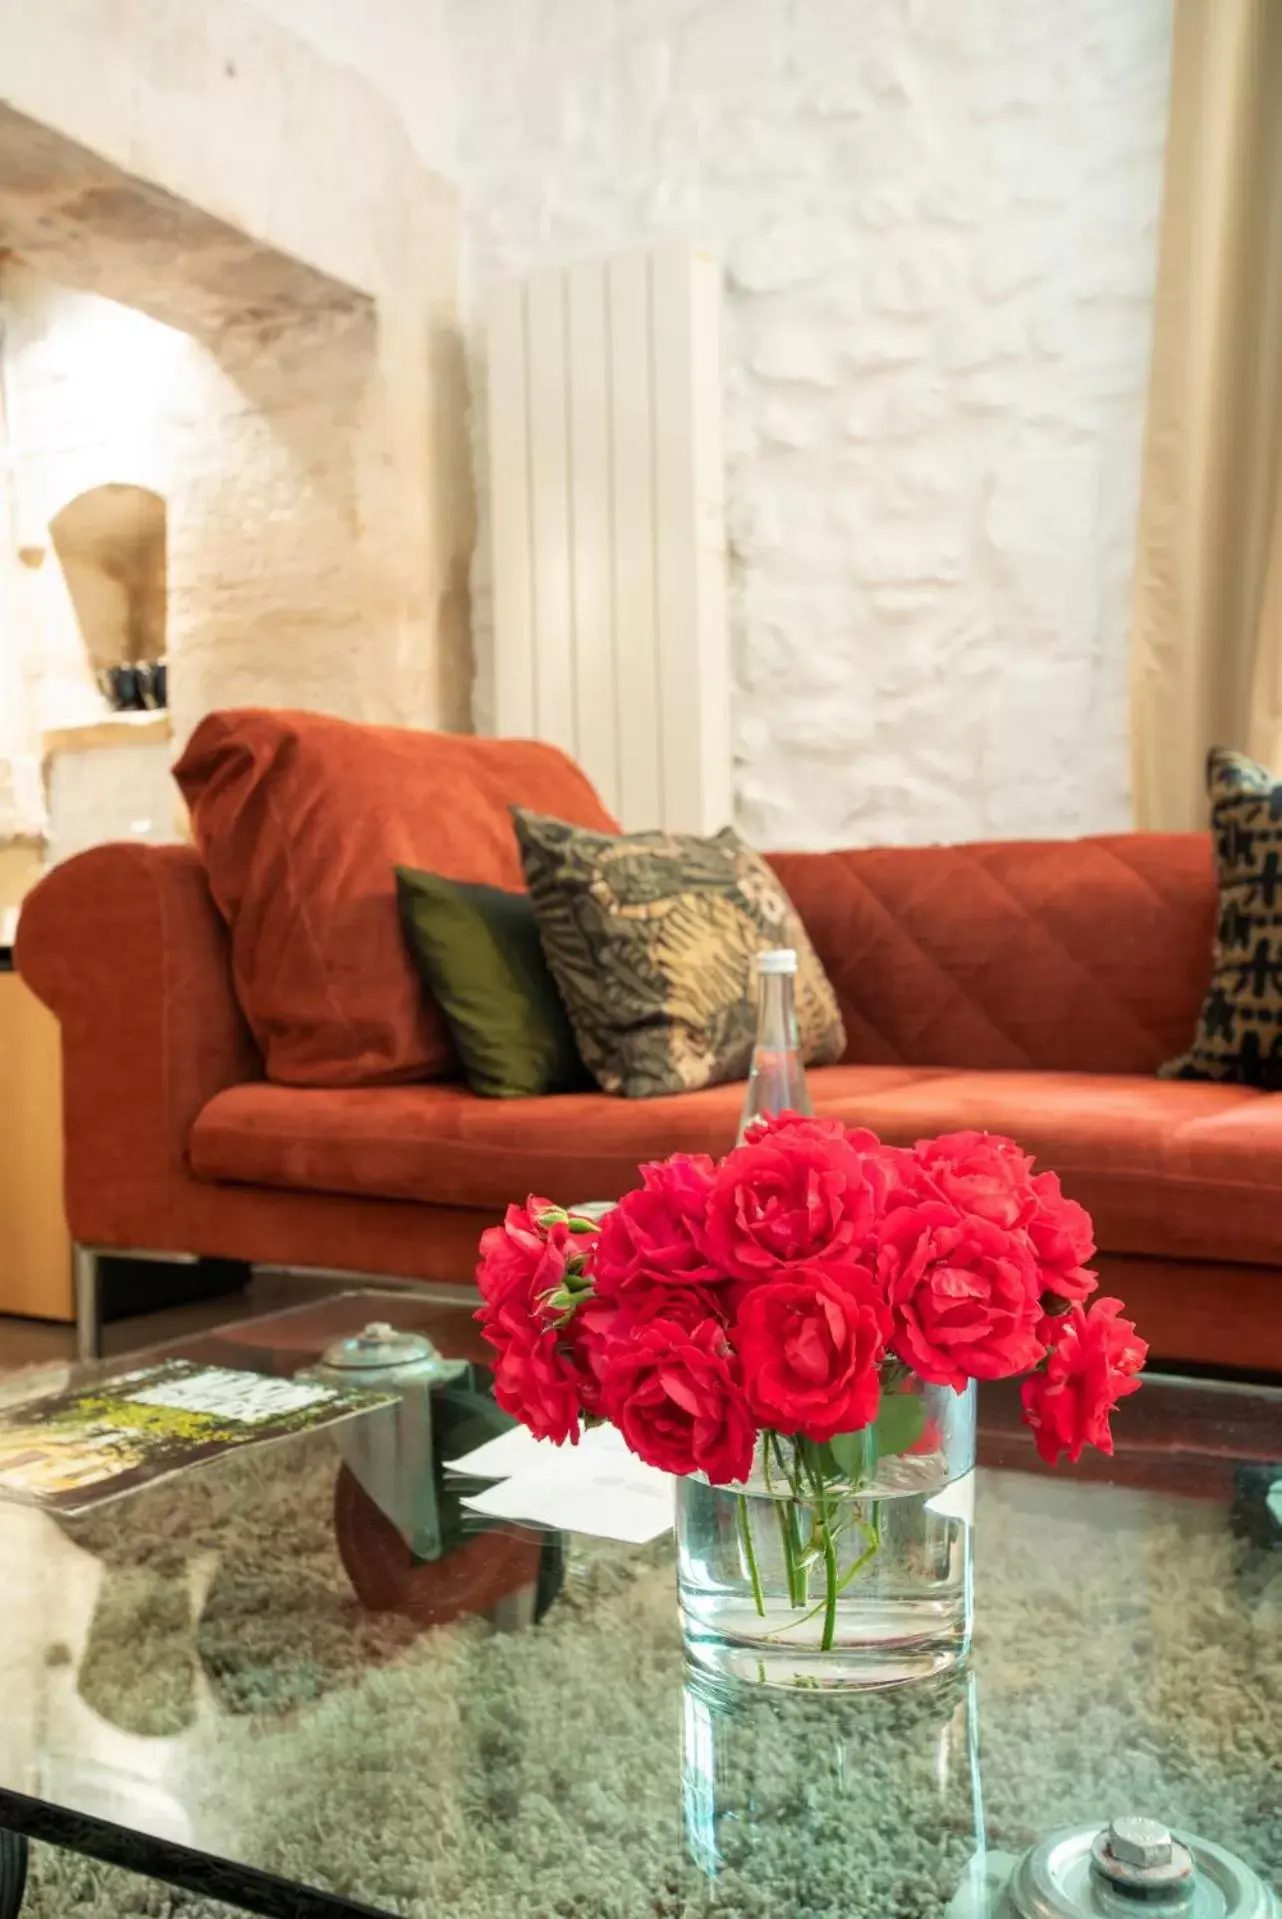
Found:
[676,1378,975,1690]
[682,1665,983,1892]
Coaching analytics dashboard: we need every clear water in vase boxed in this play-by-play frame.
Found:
[677,1382,976,1690]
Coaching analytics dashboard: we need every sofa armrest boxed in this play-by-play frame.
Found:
[15,843,262,1248]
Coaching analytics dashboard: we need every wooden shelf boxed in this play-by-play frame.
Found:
[0,971,72,1321]
[43,711,172,758]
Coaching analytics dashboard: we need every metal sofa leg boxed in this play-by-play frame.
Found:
[72,1244,103,1362]
[72,1245,219,1361]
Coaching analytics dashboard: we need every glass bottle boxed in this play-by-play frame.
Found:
[736,948,812,1143]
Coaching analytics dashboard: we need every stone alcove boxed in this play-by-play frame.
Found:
[0,2,470,892]
[48,484,167,701]
[0,81,468,755]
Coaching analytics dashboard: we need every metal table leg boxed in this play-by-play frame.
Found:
[0,1828,28,1917]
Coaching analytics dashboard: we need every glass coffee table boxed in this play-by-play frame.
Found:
[0,1291,1276,1918]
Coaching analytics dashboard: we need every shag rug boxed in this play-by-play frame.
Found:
[15,1439,1281,1919]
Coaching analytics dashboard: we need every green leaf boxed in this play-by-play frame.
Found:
[873,1390,927,1458]
[826,1429,870,1480]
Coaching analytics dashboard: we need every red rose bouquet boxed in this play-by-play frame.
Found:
[475,1116,1147,1660]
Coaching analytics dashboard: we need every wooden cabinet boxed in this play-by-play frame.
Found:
[0,967,72,1320]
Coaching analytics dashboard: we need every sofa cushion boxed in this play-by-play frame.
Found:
[187,1064,1282,1267]
[834,1069,1282,1265]
[513,809,845,1097]
[395,865,588,1098]
[767,834,1216,1074]
[1162,747,1282,1087]
[174,710,619,1088]
[189,1065,947,1209]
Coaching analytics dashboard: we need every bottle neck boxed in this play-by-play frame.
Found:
[737,961,812,1136]
[755,968,800,1053]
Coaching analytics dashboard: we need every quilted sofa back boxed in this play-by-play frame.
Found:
[766,834,1216,1075]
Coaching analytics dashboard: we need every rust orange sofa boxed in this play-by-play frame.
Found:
[15,723,1282,1375]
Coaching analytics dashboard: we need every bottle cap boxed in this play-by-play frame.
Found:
[757,949,797,975]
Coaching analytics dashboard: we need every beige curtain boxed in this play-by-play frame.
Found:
[1132,0,1282,829]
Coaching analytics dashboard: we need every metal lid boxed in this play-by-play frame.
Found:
[320,1322,443,1372]
[757,948,798,975]
[1007,1819,1279,1919]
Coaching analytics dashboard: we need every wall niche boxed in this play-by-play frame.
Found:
[48,483,167,709]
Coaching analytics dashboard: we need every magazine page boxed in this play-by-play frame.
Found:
[0,1358,396,1514]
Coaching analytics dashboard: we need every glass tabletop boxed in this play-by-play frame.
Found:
[0,1291,1277,1918]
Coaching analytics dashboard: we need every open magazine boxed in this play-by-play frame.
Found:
[0,1357,396,1514]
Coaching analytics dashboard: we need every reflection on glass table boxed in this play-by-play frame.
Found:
[0,1291,1274,1918]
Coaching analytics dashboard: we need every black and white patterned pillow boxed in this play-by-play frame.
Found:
[512,809,845,1099]
[1163,747,1282,1088]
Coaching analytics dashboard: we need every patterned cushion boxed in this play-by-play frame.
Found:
[1163,748,1282,1089]
[513,810,845,1099]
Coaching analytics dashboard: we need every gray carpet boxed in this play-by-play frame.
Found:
[17,1440,1281,1918]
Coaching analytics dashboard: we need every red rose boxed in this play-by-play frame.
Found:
[475,1196,578,1336]
[734,1264,888,1442]
[598,1318,756,1484]
[1019,1296,1147,1465]
[913,1131,1035,1230]
[877,1202,1044,1389]
[1027,1169,1099,1303]
[581,1281,722,1350]
[573,1283,724,1414]
[705,1126,886,1281]
[592,1154,719,1293]
[475,1198,598,1442]
[483,1321,584,1445]
[878,1142,932,1211]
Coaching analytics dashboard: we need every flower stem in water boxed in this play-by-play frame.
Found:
[736,1492,766,1618]
[818,1488,839,1652]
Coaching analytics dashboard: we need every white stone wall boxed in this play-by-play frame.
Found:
[248,0,458,175]
[0,264,385,750]
[445,0,1173,847]
[0,0,471,819]
[44,737,176,865]
[0,0,1177,853]
[2,264,182,739]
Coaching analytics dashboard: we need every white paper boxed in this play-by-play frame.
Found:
[461,1461,674,1545]
[447,1420,627,1481]
[451,1420,671,1543]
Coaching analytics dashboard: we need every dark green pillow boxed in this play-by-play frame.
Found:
[395,866,588,1098]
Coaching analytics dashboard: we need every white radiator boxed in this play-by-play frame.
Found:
[485,242,729,834]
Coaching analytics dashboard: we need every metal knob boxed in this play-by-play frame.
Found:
[1092,1816,1195,1895]
[1109,1818,1174,1868]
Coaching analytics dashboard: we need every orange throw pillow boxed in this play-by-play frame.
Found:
[175,709,619,1086]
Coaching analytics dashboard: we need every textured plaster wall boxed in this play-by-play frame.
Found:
[0,261,395,756]
[0,0,455,311]
[248,0,458,175]
[0,0,471,856]
[44,738,177,865]
[0,0,1176,853]
[448,0,1173,847]
[2,263,182,745]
